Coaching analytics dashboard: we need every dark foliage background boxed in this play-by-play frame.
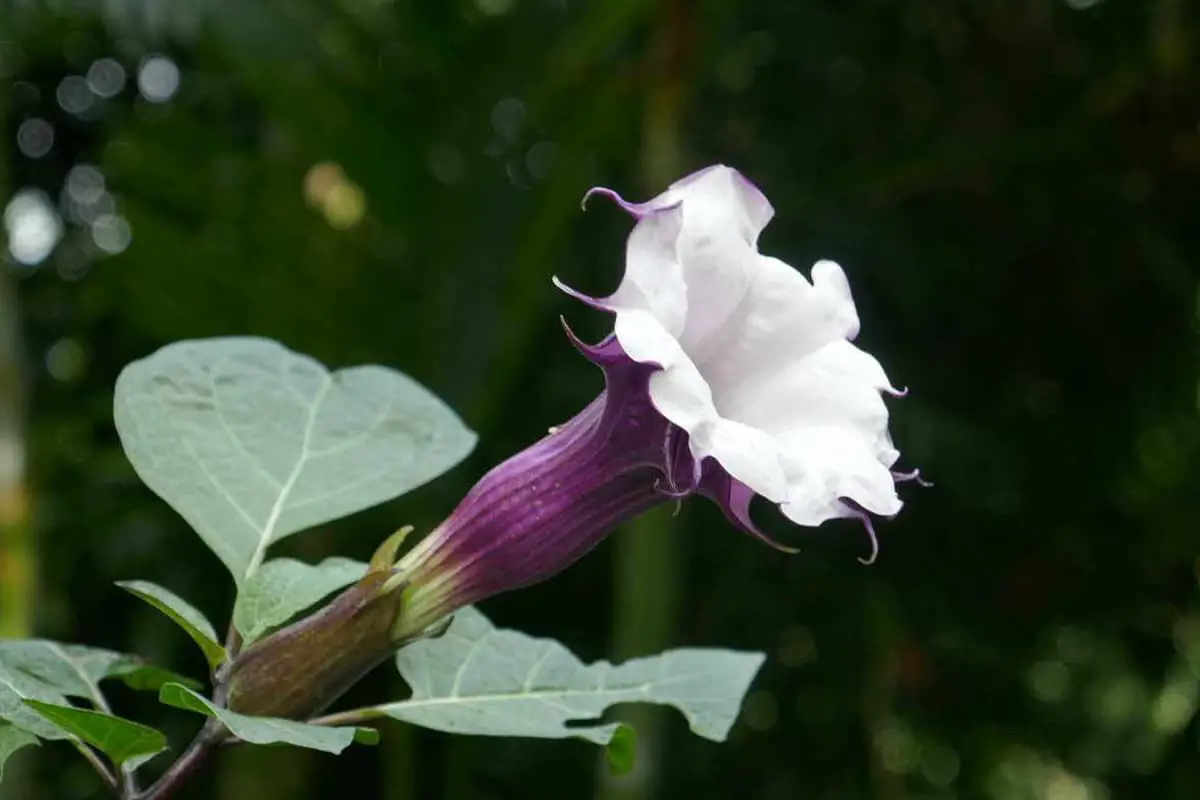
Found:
[1,1,1198,798]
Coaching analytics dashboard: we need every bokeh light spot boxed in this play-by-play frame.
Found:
[56,75,94,115]
[876,719,921,774]
[91,214,133,254]
[490,97,524,141]
[45,339,88,383]
[16,118,54,158]
[741,690,778,732]
[1027,659,1071,703]
[138,55,181,103]
[304,163,366,229]
[4,189,63,266]
[87,57,127,98]
[776,625,817,667]
[428,144,467,185]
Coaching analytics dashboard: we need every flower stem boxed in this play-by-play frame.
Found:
[306,707,385,728]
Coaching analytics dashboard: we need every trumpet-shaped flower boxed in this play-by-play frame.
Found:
[388,164,919,641]
[221,165,921,721]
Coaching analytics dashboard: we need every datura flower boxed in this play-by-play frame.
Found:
[225,165,922,720]
[388,164,921,642]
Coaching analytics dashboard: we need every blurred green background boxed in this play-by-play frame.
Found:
[2,0,1198,798]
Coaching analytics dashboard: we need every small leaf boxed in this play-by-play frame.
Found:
[0,722,39,783]
[376,607,765,745]
[23,701,166,766]
[113,337,477,587]
[233,557,368,645]
[158,683,374,754]
[605,724,636,776]
[116,580,226,669]
[110,663,203,693]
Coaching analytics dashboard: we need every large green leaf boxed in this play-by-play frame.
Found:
[376,607,765,744]
[23,701,166,766]
[0,722,38,784]
[232,557,368,645]
[116,580,226,669]
[0,641,129,701]
[0,660,74,741]
[158,683,378,754]
[0,639,200,697]
[113,337,477,587]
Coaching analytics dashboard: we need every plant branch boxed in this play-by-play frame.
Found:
[134,718,224,800]
[133,619,240,800]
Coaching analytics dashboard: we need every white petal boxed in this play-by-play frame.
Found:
[725,343,892,455]
[614,310,787,503]
[693,255,859,401]
[614,310,717,432]
[671,168,776,353]
[691,418,787,502]
[607,203,688,337]
[777,426,902,524]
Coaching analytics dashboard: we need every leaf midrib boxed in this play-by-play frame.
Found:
[241,373,333,582]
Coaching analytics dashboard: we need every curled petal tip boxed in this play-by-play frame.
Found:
[754,531,802,555]
[893,468,933,488]
[853,511,880,565]
[552,274,610,311]
[559,315,587,352]
[886,385,910,398]
[581,186,619,211]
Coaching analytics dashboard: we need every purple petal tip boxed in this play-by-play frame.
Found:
[552,275,611,312]
[581,186,622,212]
[853,511,880,565]
[893,468,933,488]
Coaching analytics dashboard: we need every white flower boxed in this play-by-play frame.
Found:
[557,165,911,553]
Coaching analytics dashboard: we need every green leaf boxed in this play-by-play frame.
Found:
[377,607,765,745]
[116,580,226,669]
[158,683,375,754]
[0,641,201,699]
[233,557,369,645]
[23,701,166,766]
[0,660,74,740]
[110,663,203,693]
[113,337,477,587]
[605,724,636,776]
[0,641,130,701]
[0,722,39,783]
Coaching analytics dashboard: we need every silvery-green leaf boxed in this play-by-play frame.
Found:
[377,607,765,744]
[0,641,128,700]
[23,701,166,766]
[113,337,477,587]
[233,557,369,645]
[0,640,201,696]
[158,683,377,754]
[0,722,38,783]
[0,660,73,740]
[116,580,226,669]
